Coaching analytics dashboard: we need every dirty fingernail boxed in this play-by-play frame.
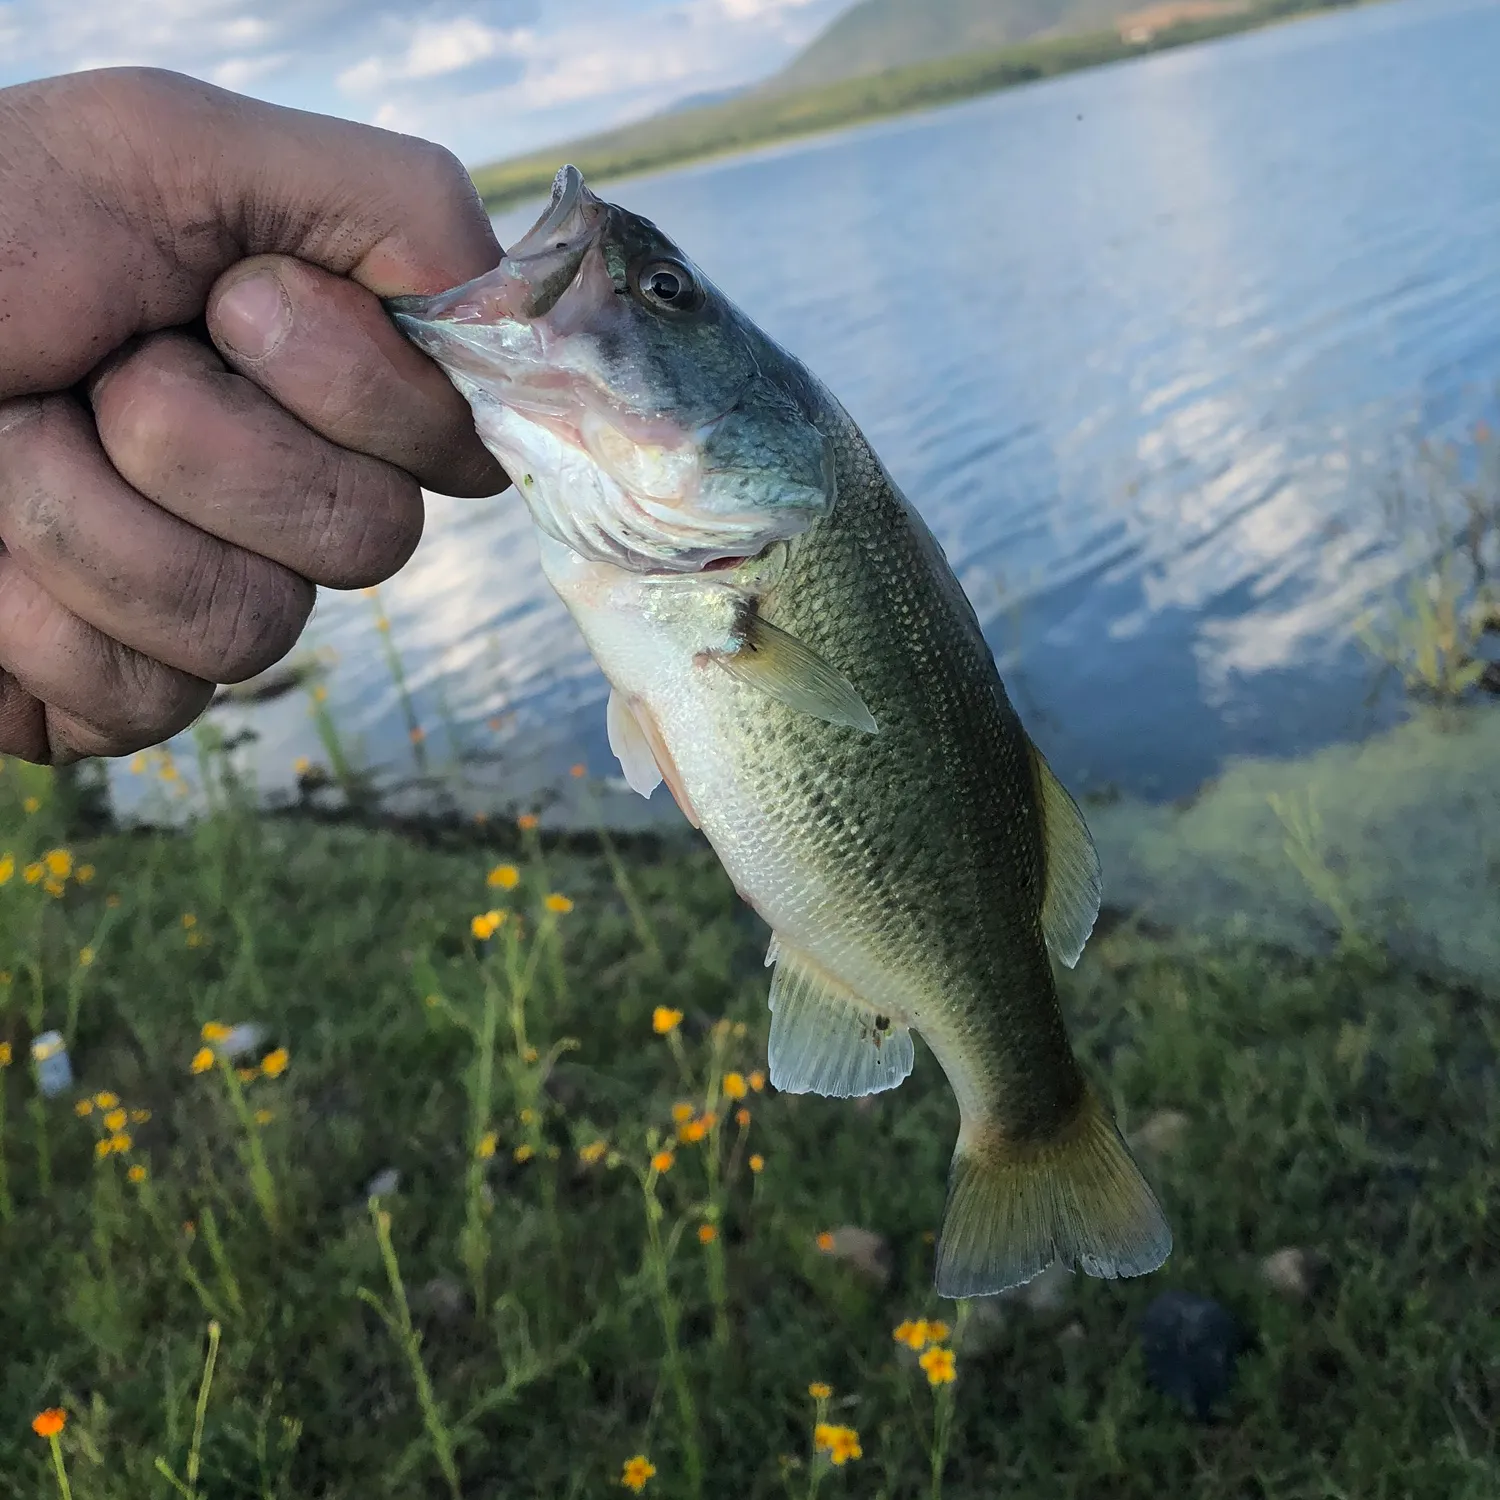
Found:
[214,272,292,360]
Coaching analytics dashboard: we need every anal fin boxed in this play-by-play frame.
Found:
[766,939,913,1098]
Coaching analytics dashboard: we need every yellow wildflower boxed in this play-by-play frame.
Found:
[570,763,586,779]
[190,1048,215,1075]
[671,1102,694,1124]
[201,1021,232,1043]
[261,1047,289,1078]
[32,1409,66,1439]
[160,761,179,782]
[237,1066,258,1082]
[130,1109,151,1124]
[312,684,329,703]
[22,796,40,814]
[254,1109,273,1125]
[181,913,197,930]
[892,1319,929,1351]
[103,1108,127,1133]
[130,754,147,773]
[814,1424,862,1466]
[477,1131,498,1160]
[513,1144,535,1163]
[735,1107,751,1127]
[293,756,312,775]
[94,1091,118,1109]
[42,875,65,898]
[42,848,71,879]
[471,909,505,941]
[74,1098,93,1116]
[919,1346,957,1386]
[487,863,520,889]
[808,1381,832,1400]
[650,1150,674,1174]
[517,812,539,831]
[94,1138,113,1159]
[723,1072,747,1100]
[106,894,121,908]
[543,892,573,914]
[697,1223,717,1244]
[0,853,13,885]
[579,1140,608,1164]
[186,932,203,949]
[23,862,43,884]
[78,947,94,967]
[127,1164,147,1184]
[925,1319,951,1343]
[75,864,95,884]
[620,1455,656,1493]
[652,1006,683,1035]
[0,1042,10,1068]
[749,1069,766,1092]
[110,1132,132,1153]
[523,1045,539,1063]
[749,1153,765,1173]
[519,1107,535,1124]
[815,1231,835,1253]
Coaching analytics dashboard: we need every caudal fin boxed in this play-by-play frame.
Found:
[934,1089,1171,1298]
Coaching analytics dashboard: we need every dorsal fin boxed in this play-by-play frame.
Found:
[766,939,913,1098]
[1029,743,1101,968]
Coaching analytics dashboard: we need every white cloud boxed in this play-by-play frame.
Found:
[0,0,849,165]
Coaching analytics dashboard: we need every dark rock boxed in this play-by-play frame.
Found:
[1139,1290,1245,1420]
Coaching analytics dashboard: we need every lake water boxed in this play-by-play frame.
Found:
[133,0,1500,821]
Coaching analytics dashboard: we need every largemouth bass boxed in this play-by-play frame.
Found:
[390,167,1170,1297]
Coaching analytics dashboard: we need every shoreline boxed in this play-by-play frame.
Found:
[470,1,1372,212]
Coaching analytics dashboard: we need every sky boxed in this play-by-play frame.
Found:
[0,0,850,165]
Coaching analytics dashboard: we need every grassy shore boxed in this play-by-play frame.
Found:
[1,739,1495,1498]
[470,1,1354,212]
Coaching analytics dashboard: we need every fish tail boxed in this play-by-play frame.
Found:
[934,1087,1170,1298]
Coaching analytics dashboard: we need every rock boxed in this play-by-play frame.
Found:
[954,1297,1009,1355]
[414,1275,467,1326]
[1131,1109,1191,1158]
[1259,1246,1327,1301]
[1001,1260,1072,1314]
[1139,1290,1245,1420]
[821,1226,891,1286]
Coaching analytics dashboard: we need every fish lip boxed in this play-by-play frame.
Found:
[385,164,604,336]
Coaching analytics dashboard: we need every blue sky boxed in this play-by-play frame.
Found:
[0,0,849,164]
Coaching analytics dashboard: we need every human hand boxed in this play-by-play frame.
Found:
[0,67,507,763]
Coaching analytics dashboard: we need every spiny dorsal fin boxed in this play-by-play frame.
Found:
[1029,743,1101,968]
[607,689,663,799]
[766,939,912,1098]
[713,615,877,733]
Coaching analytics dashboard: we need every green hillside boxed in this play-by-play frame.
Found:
[776,0,1149,90]
[469,0,1353,215]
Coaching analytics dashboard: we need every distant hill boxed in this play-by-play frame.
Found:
[774,0,1151,90]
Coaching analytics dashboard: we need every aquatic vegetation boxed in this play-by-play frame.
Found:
[1358,419,1500,701]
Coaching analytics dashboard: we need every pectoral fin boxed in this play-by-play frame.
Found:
[607,689,663,798]
[1029,743,1101,968]
[713,614,877,733]
[765,938,912,1097]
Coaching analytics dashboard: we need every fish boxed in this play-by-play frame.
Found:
[388,166,1170,1297]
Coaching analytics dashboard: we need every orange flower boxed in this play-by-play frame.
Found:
[200,1021,232,1043]
[735,1107,751,1127]
[919,1346,957,1386]
[670,1102,694,1124]
[471,909,506,941]
[127,1164,147,1183]
[807,1381,832,1400]
[813,1423,862,1465]
[487,863,520,890]
[570,763,586,779]
[697,1223,717,1244]
[749,1070,766,1092]
[749,1153,765,1173]
[190,1047,215,1075]
[815,1231,835,1253]
[543,893,574,915]
[579,1140,608,1165]
[650,1150,674,1174]
[723,1071,747,1100]
[620,1455,656,1492]
[260,1047,290,1078]
[517,812,539,831]
[651,1006,683,1035]
[31,1408,66,1438]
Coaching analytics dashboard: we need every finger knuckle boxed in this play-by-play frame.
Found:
[304,452,422,587]
[180,543,312,681]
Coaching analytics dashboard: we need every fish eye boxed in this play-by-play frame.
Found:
[636,259,697,310]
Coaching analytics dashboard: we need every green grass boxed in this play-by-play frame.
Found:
[1,746,1496,1497]
[470,1,1358,212]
